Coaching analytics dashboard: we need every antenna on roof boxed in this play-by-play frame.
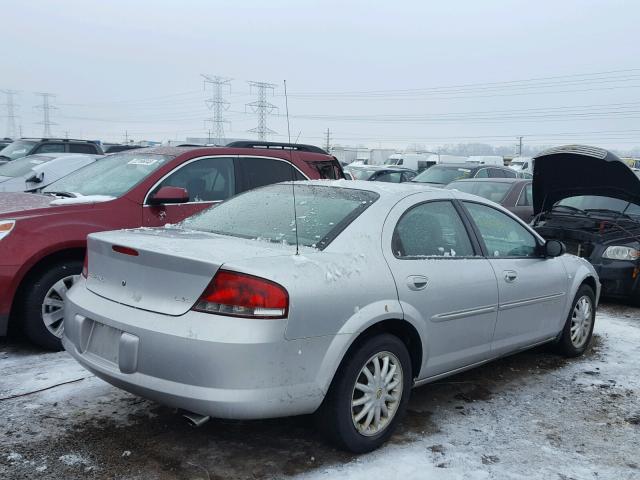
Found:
[283,80,300,255]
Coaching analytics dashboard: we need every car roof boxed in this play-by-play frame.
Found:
[346,164,413,171]
[291,179,449,201]
[128,145,337,163]
[449,177,529,184]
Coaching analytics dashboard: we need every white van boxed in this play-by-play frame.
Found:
[385,153,469,172]
[510,156,534,174]
[467,155,504,167]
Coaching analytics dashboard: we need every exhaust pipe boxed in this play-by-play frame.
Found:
[182,411,211,427]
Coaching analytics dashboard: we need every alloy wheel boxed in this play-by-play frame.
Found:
[570,295,593,349]
[351,351,403,437]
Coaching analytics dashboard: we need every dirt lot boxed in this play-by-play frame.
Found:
[1,303,639,480]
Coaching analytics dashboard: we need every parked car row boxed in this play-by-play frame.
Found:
[2,140,637,453]
[0,142,344,349]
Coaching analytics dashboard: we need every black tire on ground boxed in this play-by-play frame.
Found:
[555,284,596,358]
[21,259,83,351]
[316,333,412,453]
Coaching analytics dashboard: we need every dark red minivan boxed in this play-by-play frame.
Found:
[0,142,344,348]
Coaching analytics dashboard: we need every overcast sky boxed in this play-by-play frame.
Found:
[2,0,639,153]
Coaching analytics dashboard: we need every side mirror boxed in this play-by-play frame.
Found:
[544,239,566,258]
[26,172,44,183]
[148,186,189,205]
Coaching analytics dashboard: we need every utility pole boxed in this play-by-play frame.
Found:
[35,92,57,137]
[124,130,129,143]
[1,89,19,139]
[325,128,331,152]
[246,81,277,140]
[517,136,523,156]
[202,75,232,145]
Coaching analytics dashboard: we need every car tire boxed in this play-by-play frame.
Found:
[316,333,412,453]
[555,284,596,357]
[21,259,83,351]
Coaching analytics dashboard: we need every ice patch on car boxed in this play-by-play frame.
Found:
[50,195,115,206]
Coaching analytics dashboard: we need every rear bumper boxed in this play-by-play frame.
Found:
[62,281,334,420]
[0,265,20,336]
[592,260,640,299]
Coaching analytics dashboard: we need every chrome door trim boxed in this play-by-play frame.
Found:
[412,334,558,386]
[431,304,497,323]
[498,292,565,311]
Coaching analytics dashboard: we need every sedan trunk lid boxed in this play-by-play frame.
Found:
[85,227,296,316]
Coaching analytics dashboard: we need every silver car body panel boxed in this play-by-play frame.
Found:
[63,180,600,420]
[0,154,102,193]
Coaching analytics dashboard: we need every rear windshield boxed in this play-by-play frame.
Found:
[0,154,55,178]
[182,184,378,249]
[348,168,377,180]
[447,181,512,203]
[43,152,173,197]
[412,165,473,185]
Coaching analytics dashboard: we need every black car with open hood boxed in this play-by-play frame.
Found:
[532,145,640,301]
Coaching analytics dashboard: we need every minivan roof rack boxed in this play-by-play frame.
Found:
[226,140,328,154]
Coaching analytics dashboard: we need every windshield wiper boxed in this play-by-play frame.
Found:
[551,204,586,215]
[45,191,78,198]
[584,208,634,220]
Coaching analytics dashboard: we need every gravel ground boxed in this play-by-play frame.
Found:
[1,303,638,480]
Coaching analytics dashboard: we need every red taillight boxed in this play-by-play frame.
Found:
[193,270,289,319]
[82,253,88,278]
[112,245,139,256]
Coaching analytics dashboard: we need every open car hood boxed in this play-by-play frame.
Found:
[533,145,640,214]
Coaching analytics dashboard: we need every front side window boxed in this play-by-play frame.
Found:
[182,184,377,249]
[44,152,173,197]
[154,157,235,202]
[393,201,475,258]
[464,202,538,257]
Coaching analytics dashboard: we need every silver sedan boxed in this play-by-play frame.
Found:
[62,180,599,453]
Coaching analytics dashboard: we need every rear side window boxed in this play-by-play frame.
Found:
[156,157,235,202]
[392,201,475,258]
[517,184,533,206]
[376,172,403,183]
[69,143,98,154]
[182,184,378,249]
[490,168,516,178]
[239,157,305,191]
[35,143,65,154]
[311,161,341,179]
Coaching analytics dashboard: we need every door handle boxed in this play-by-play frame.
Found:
[503,270,518,282]
[407,275,429,291]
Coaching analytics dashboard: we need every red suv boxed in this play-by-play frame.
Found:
[0,142,344,349]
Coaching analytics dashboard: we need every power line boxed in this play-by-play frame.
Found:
[246,81,277,140]
[1,89,19,138]
[35,92,57,137]
[201,75,232,144]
